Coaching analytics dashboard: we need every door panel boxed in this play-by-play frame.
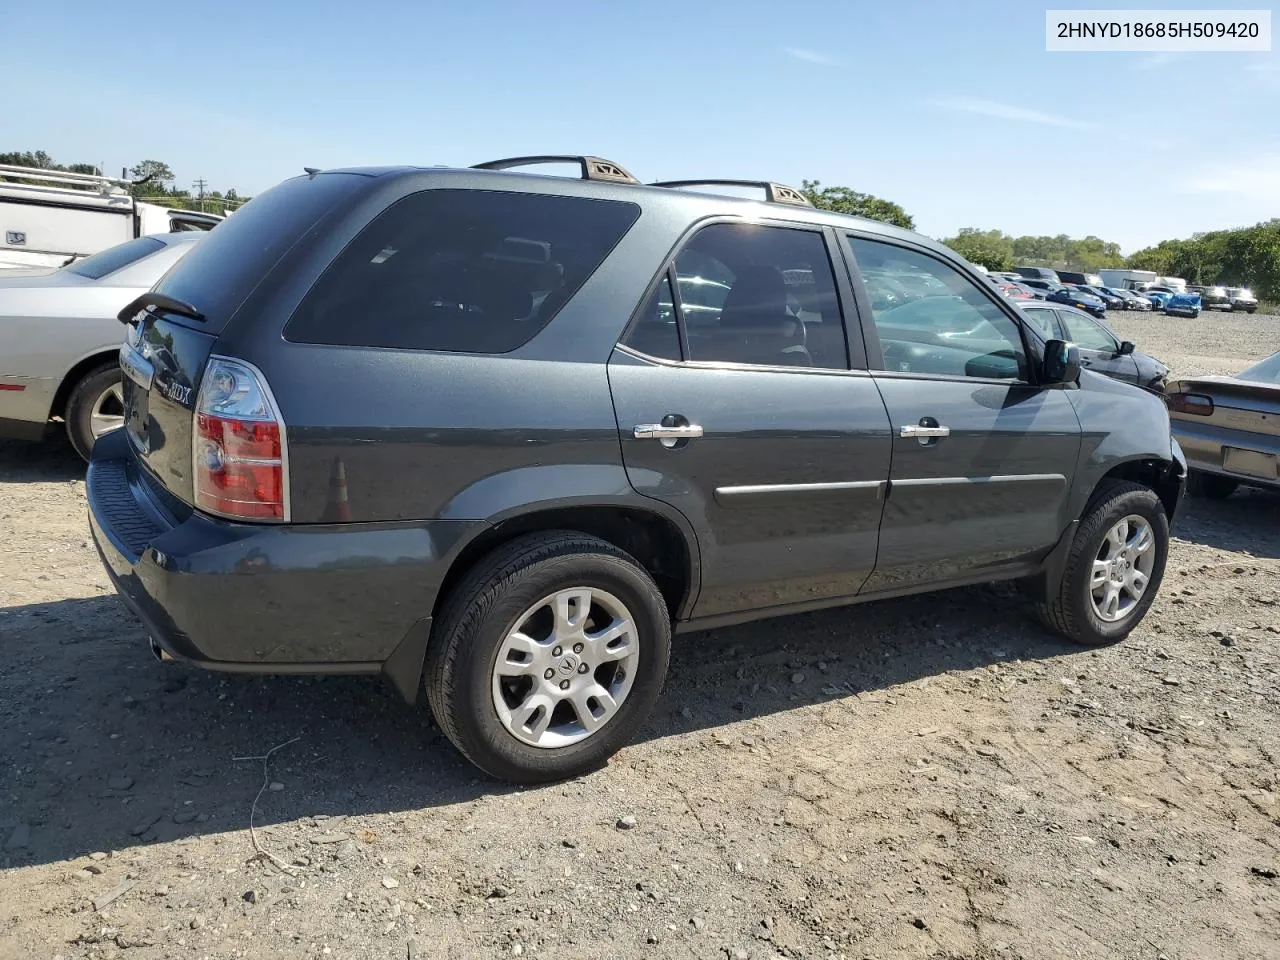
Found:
[839,233,1083,593]
[608,350,892,616]
[866,376,1081,591]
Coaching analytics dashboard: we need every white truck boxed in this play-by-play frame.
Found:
[1098,268,1157,291]
[0,164,222,271]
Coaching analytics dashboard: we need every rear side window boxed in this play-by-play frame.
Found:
[284,190,641,353]
[622,222,848,369]
[64,236,163,279]
[151,172,365,332]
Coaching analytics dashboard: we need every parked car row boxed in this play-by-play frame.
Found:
[1188,284,1258,313]
[986,270,1207,317]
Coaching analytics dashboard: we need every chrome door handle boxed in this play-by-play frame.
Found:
[899,424,950,439]
[634,423,704,441]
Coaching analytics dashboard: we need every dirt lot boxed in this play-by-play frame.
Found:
[1,311,1277,960]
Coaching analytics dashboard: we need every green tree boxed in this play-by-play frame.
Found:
[801,179,914,230]
[941,228,1015,271]
[128,159,175,187]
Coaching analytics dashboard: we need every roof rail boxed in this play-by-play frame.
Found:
[649,179,813,207]
[470,155,639,185]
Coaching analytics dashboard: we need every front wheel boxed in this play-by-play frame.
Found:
[1038,481,1169,646]
[65,363,125,462]
[424,532,672,784]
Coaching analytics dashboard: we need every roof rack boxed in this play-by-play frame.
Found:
[470,155,639,185]
[0,163,131,196]
[648,179,813,207]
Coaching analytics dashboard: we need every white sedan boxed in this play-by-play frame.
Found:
[0,233,204,460]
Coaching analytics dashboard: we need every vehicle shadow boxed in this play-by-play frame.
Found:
[0,435,84,484]
[1174,486,1280,559]
[0,584,1074,871]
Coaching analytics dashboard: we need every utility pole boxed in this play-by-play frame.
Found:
[192,177,208,212]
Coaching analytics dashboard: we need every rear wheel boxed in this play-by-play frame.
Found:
[1038,481,1169,646]
[65,363,125,462]
[425,532,672,784]
[1187,470,1238,500]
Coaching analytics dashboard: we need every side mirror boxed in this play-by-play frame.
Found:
[1042,339,1081,385]
[1118,340,1135,356]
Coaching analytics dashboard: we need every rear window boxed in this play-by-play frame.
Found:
[283,189,641,353]
[65,236,164,279]
[150,172,365,332]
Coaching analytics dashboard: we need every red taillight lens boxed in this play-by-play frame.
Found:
[193,358,287,521]
[1166,393,1214,416]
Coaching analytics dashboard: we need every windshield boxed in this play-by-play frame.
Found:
[63,236,165,280]
[1227,287,1253,298]
[1238,351,1280,383]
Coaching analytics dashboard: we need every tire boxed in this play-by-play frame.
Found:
[65,363,124,462]
[1187,470,1238,500]
[424,531,672,784]
[1037,480,1169,646]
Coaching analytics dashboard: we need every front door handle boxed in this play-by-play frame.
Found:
[900,418,950,447]
[634,423,703,441]
[899,424,950,439]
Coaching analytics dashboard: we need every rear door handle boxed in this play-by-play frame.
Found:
[899,424,950,439]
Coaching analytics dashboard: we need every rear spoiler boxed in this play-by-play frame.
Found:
[117,292,205,325]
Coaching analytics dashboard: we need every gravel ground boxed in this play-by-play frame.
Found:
[1,313,1278,960]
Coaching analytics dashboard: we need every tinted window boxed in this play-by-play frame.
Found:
[1058,311,1116,351]
[64,236,164,280]
[151,172,366,332]
[667,224,846,369]
[285,190,640,353]
[623,274,682,361]
[849,236,1027,380]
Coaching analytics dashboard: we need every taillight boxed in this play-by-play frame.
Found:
[192,357,288,521]
[1166,393,1214,417]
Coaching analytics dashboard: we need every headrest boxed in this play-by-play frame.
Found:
[428,259,534,321]
[719,267,788,329]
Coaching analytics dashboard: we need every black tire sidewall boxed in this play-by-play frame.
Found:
[1065,489,1169,643]
[441,551,671,783]
[65,364,121,462]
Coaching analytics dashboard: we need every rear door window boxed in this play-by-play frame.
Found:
[285,190,641,353]
[623,222,850,369]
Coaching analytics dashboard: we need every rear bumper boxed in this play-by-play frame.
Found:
[86,428,484,695]
[1170,419,1280,489]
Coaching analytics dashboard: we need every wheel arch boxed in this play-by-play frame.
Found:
[1087,455,1184,521]
[433,499,700,626]
[50,348,120,422]
[380,496,701,705]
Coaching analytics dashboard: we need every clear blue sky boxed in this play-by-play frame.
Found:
[3,0,1276,253]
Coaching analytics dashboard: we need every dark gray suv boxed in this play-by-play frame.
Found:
[87,156,1187,783]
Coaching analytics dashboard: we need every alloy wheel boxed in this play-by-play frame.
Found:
[1089,515,1157,623]
[491,587,639,748]
[90,382,125,439]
